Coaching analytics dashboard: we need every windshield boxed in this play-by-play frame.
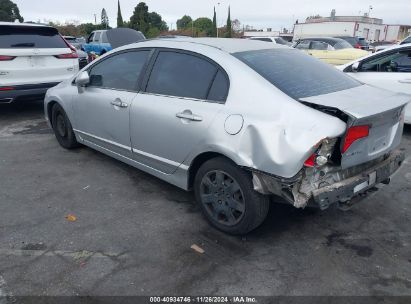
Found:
[233,48,361,99]
[0,26,67,48]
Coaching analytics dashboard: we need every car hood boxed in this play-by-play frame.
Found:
[106,28,146,49]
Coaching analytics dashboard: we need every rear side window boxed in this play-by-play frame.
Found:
[234,48,361,99]
[89,50,150,91]
[146,51,225,101]
[295,40,310,50]
[0,26,67,48]
[208,70,229,102]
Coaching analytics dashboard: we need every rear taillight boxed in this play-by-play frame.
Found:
[57,35,79,59]
[54,51,78,59]
[0,55,16,61]
[0,87,15,91]
[354,43,362,49]
[342,125,369,153]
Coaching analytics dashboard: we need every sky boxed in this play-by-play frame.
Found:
[12,0,411,31]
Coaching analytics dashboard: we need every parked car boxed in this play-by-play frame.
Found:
[338,44,411,124]
[400,35,411,45]
[372,36,411,53]
[45,38,407,234]
[63,36,88,69]
[82,28,145,61]
[248,36,291,46]
[370,41,396,53]
[63,36,85,49]
[335,36,370,50]
[0,22,78,104]
[293,37,369,65]
[82,30,112,56]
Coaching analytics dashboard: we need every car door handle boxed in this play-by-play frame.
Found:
[399,79,411,84]
[111,99,128,108]
[176,112,203,122]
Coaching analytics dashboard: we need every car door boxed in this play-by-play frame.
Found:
[73,49,151,156]
[348,48,411,94]
[129,49,229,174]
[347,47,411,122]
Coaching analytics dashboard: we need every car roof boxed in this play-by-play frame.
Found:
[0,21,51,28]
[299,37,346,43]
[121,38,287,54]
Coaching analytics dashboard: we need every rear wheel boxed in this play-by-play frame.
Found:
[51,104,80,149]
[194,157,270,235]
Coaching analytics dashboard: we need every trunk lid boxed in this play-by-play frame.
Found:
[301,85,408,169]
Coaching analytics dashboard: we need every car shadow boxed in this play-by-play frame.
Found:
[0,100,45,121]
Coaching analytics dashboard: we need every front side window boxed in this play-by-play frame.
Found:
[146,51,227,101]
[94,32,102,43]
[87,33,94,44]
[360,50,411,72]
[234,48,361,99]
[88,50,150,91]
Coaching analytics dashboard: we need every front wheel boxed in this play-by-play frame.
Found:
[194,157,270,235]
[51,104,80,149]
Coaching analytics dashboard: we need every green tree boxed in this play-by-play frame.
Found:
[212,7,217,37]
[193,17,213,37]
[149,11,168,32]
[0,0,23,22]
[146,27,160,38]
[225,6,232,38]
[176,15,192,30]
[129,2,149,35]
[101,8,109,28]
[117,0,123,27]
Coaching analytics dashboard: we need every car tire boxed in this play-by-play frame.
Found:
[51,103,80,149]
[194,157,270,235]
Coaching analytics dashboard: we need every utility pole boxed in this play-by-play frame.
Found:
[216,2,220,38]
[94,14,97,25]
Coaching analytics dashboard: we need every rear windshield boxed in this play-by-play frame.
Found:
[233,48,361,99]
[0,26,67,48]
[340,37,357,46]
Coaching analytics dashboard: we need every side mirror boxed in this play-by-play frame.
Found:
[75,71,90,87]
[351,61,360,72]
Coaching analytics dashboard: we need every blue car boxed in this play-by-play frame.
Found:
[82,30,112,55]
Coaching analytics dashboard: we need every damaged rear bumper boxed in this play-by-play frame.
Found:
[312,150,404,209]
[252,150,405,210]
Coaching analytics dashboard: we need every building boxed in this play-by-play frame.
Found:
[243,28,280,38]
[293,10,411,42]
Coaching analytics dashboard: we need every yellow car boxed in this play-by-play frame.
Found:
[293,37,369,65]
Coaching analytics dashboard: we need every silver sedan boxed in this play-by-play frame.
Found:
[45,38,408,234]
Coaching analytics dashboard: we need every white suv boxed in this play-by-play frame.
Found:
[0,22,79,104]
